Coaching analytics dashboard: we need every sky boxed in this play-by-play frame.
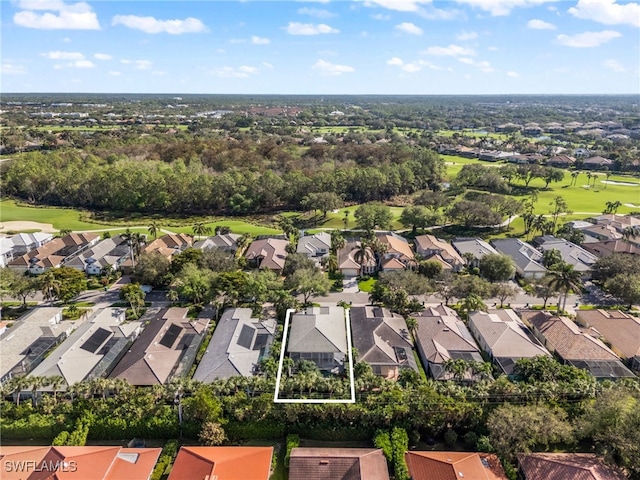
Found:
[1,0,639,94]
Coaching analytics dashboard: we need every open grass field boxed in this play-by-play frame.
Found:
[0,199,106,231]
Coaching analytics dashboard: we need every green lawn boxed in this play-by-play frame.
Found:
[358,277,376,293]
[0,199,107,231]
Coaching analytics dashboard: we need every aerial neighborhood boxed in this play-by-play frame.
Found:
[1,94,639,479]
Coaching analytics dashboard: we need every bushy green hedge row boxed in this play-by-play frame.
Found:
[0,413,65,440]
[225,419,285,441]
[150,440,179,480]
[284,434,300,467]
[373,428,409,480]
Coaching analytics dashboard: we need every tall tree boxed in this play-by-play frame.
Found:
[547,261,582,313]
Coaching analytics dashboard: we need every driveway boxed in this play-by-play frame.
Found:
[342,277,360,293]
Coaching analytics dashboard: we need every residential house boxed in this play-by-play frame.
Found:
[589,214,640,235]
[193,308,276,381]
[0,307,67,383]
[121,233,192,272]
[286,305,348,374]
[289,448,389,480]
[490,238,547,280]
[518,453,627,480]
[580,224,622,242]
[0,446,162,480]
[28,308,142,389]
[349,306,417,379]
[414,235,464,272]
[337,240,376,277]
[546,155,575,168]
[168,446,273,480]
[109,307,209,386]
[451,238,499,267]
[0,233,54,267]
[522,310,635,379]
[376,232,416,271]
[468,309,550,375]
[582,155,614,170]
[577,309,640,372]
[245,238,289,272]
[405,451,508,480]
[64,234,131,274]
[532,236,599,275]
[193,233,241,253]
[297,232,331,259]
[584,239,640,258]
[8,233,100,274]
[412,305,484,381]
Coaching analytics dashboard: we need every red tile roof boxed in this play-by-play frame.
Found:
[289,448,389,480]
[167,446,273,480]
[518,453,627,480]
[406,451,508,480]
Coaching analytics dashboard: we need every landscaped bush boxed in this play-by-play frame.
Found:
[284,434,300,467]
[373,429,393,462]
[444,428,458,447]
[150,440,179,480]
[225,419,285,441]
[391,427,410,480]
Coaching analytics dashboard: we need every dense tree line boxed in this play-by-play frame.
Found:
[1,144,443,214]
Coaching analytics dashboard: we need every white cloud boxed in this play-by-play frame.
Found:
[507,70,520,77]
[70,59,94,68]
[111,15,207,34]
[458,57,494,72]
[312,59,355,75]
[569,0,640,28]
[456,30,478,40]
[395,22,423,35]
[251,35,270,45]
[603,59,626,72]
[134,60,152,70]
[93,53,112,60]
[262,62,274,69]
[42,50,84,60]
[422,44,476,56]
[452,0,562,16]
[13,0,100,30]
[556,30,621,47]
[108,70,121,76]
[120,59,132,64]
[297,7,336,18]
[62,36,71,42]
[209,65,260,78]
[362,0,433,12]
[1,63,27,75]
[371,13,391,20]
[387,57,441,72]
[527,19,556,29]
[285,22,339,35]
[152,70,167,76]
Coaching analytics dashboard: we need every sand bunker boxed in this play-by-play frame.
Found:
[0,221,58,233]
[601,180,639,186]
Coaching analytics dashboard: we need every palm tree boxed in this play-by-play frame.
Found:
[547,261,582,313]
[235,234,253,258]
[405,316,418,340]
[330,230,345,254]
[192,222,212,239]
[353,241,373,276]
[571,171,579,186]
[461,294,487,321]
[147,221,161,240]
[623,226,640,241]
[28,376,46,407]
[604,171,611,189]
[343,210,350,229]
[39,271,61,304]
[46,375,65,404]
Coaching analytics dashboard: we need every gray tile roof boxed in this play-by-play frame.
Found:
[0,307,66,381]
[413,306,483,380]
[452,238,499,260]
[287,305,348,354]
[490,238,547,277]
[193,233,241,252]
[193,308,276,382]
[533,236,598,272]
[297,232,331,257]
[469,309,549,374]
[350,306,417,372]
[28,308,141,388]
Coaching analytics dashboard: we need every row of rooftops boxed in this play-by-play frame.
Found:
[0,445,626,480]
[3,301,638,389]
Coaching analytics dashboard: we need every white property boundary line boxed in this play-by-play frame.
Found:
[273,307,356,404]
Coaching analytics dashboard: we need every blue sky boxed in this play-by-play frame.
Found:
[1,0,639,94]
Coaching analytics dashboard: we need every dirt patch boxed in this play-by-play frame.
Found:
[0,221,58,233]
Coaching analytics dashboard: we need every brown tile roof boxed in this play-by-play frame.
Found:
[0,446,161,480]
[167,446,273,480]
[518,453,627,480]
[583,239,640,257]
[338,241,376,271]
[523,311,620,361]
[109,307,208,385]
[0,446,51,480]
[405,451,508,480]
[576,309,640,359]
[377,233,415,262]
[245,238,289,271]
[144,234,192,257]
[8,238,66,268]
[289,448,389,480]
